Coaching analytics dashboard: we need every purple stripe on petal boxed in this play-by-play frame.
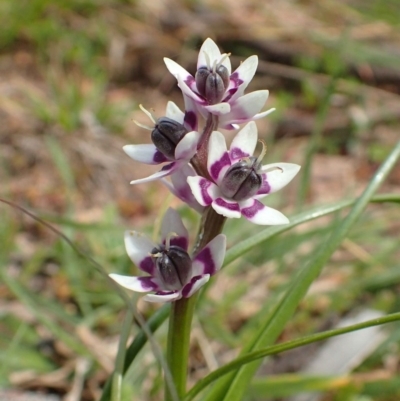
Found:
[177,184,194,201]
[257,174,271,195]
[209,152,231,182]
[199,178,214,205]
[241,199,264,219]
[184,111,197,132]
[230,72,243,87]
[185,75,195,85]
[140,256,155,274]
[181,275,203,298]
[185,75,196,88]
[154,150,168,163]
[195,247,215,275]
[138,277,159,291]
[223,87,239,103]
[230,147,248,160]
[169,236,189,250]
[215,197,240,212]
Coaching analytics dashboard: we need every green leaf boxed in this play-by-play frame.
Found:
[249,374,346,398]
[185,310,400,400]
[224,193,400,268]
[110,303,136,401]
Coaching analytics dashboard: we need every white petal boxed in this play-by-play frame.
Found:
[229,55,258,97]
[187,176,218,206]
[207,131,230,184]
[249,108,276,121]
[129,163,177,185]
[240,199,289,225]
[165,101,184,124]
[123,144,167,165]
[190,95,210,120]
[204,103,231,115]
[164,58,192,81]
[192,234,226,276]
[143,292,182,303]
[224,123,240,130]
[182,274,210,298]
[218,91,271,127]
[174,131,200,160]
[231,90,269,118]
[258,163,301,195]
[211,197,241,218]
[161,208,189,250]
[177,75,204,103]
[219,108,276,129]
[164,58,198,95]
[109,274,159,292]
[221,54,232,75]
[197,38,221,69]
[229,121,258,161]
[124,231,156,273]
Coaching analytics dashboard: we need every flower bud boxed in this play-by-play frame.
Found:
[195,65,230,105]
[151,117,188,159]
[153,245,192,291]
[219,157,262,201]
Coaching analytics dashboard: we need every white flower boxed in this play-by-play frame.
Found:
[187,122,301,225]
[164,38,274,129]
[110,208,226,302]
[124,102,200,184]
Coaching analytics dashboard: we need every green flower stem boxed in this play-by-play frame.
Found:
[165,207,226,401]
[164,197,226,401]
[193,207,227,254]
[164,111,225,400]
[165,294,198,401]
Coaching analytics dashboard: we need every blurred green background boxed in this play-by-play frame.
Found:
[0,0,400,400]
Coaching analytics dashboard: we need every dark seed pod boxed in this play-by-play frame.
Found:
[216,65,230,90]
[205,74,225,104]
[194,68,209,98]
[220,157,262,201]
[195,64,230,105]
[154,245,192,291]
[151,117,188,159]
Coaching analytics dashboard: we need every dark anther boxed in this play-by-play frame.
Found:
[151,117,188,159]
[219,157,262,201]
[195,64,230,105]
[153,245,192,291]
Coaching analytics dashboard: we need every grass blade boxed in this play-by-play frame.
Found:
[224,193,400,268]
[185,310,400,400]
